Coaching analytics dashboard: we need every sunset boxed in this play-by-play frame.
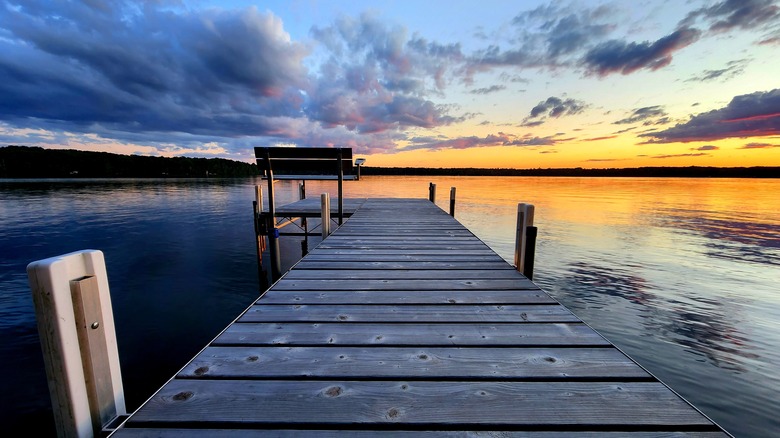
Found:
[1,0,779,168]
[2,2,780,437]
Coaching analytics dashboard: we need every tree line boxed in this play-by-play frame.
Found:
[0,146,258,178]
[2,145,777,178]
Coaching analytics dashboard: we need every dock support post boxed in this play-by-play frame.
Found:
[514,203,535,277]
[337,148,344,225]
[523,226,537,280]
[26,250,126,438]
[299,182,309,256]
[321,193,331,238]
[253,186,267,289]
[449,187,456,216]
[264,150,282,282]
[429,183,436,203]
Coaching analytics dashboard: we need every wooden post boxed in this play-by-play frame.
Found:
[264,150,282,282]
[337,148,344,225]
[524,226,538,280]
[253,186,266,288]
[429,182,436,203]
[321,193,331,238]
[514,203,535,274]
[298,181,306,200]
[27,250,126,438]
[449,187,456,216]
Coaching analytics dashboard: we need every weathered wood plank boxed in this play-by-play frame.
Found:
[125,380,715,427]
[322,236,480,242]
[179,347,650,380]
[315,243,492,250]
[258,290,556,305]
[113,430,729,437]
[282,269,529,280]
[292,261,515,270]
[303,251,506,260]
[215,323,610,346]
[271,279,537,291]
[238,304,578,323]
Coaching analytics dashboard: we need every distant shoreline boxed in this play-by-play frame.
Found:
[2,145,778,178]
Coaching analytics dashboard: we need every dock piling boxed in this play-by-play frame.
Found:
[449,187,456,216]
[514,203,535,276]
[429,182,436,203]
[321,193,331,237]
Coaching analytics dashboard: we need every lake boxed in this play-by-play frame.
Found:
[1,176,778,437]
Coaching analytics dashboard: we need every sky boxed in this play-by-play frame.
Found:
[1,0,779,169]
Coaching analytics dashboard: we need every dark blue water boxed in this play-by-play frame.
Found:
[2,176,778,437]
[1,178,268,434]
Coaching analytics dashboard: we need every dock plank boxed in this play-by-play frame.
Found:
[125,380,715,428]
[239,304,578,323]
[214,322,611,346]
[179,346,651,380]
[257,290,556,305]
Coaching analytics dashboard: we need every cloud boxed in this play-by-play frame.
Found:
[404,132,558,151]
[0,4,476,156]
[582,28,701,76]
[640,89,780,143]
[463,4,616,81]
[511,4,615,58]
[739,142,780,149]
[614,106,668,124]
[522,96,586,125]
[651,153,710,158]
[685,59,750,82]
[681,0,780,33]
[0,4,310,145]
[583,135,617,141]
[470,85,507,95]
[693,145,720,151]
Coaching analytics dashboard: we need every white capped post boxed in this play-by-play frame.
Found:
[27,250,125,438]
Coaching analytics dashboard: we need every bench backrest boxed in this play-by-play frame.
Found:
[254,147,354,179]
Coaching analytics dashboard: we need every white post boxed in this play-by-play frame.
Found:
[27,250,126,438]
[514,203,535,272]
[321,193,331,238]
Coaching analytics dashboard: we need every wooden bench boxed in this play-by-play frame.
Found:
[254,146,358,223]
[254,147,360,281]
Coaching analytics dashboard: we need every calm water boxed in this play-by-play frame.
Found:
[1,176,778,437]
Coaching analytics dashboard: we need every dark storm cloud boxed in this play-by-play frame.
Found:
[582,28,701,76]
[0,1,309,141]
[640,89,780,143]
[614,106,668,125]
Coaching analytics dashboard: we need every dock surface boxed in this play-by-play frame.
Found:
[110,198,729,436]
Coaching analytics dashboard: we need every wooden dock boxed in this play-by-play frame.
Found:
[109,198,730,436]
